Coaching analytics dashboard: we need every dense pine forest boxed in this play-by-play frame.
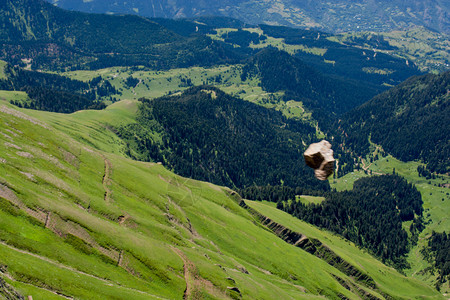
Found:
[116,86,328,191]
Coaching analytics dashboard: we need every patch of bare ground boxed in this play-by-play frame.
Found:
[16,151,33,158]
[32,169,77,198]
[166,197,200,238]
[82,146,94,153]
[0,158,6,163]
[0,183,47,224]
[0,183,19,204]
[359,156,383,175]
[1,132,13,140]
[60,148,79,168]
[4,129,18,138]
[159,175,170,183]
[171,247,229,300]
[116,250,141,277]
[115,213,137,228]
[0,106,48,129]
[25,146,69,172]
[4,142,21,150]
[19,171,35,181]
[45,212,120,261]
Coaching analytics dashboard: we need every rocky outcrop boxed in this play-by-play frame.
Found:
[0,277,25,300]
[304,140,335,180]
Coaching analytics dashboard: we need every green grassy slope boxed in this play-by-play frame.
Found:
[24,99,138,155]
[0,99,443,299]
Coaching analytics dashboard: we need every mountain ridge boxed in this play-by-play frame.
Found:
[47,0,450,34]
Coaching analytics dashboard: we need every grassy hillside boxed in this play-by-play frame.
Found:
[0,98,443,299]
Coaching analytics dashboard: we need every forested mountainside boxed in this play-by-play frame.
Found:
[337,71,450,174]
[0,0,241,70]
[117,86,328,191]
[257,25,424,86]
[285,175,424,269]
[47,0,450,34]
[334,27,450,73]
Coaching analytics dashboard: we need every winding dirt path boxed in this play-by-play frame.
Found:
[132,79,143,96]
[101,154,113,203]
[170,247,228,300]
[171,247,194,299]
[359,156,383,175]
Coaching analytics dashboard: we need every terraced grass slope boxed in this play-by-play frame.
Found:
[0,98,443,299]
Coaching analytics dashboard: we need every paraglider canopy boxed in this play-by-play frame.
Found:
[304,140,335,180]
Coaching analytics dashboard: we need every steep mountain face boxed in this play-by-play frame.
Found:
[337,71,450,174]
[47,0,450,34]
